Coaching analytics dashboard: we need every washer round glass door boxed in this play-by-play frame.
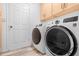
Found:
[46,26,75,56]
[32,28,41,45]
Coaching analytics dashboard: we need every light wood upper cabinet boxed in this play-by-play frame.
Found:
[40,3,64,21]
[65,3,78,9]
[40,3,52,21]
[59,3,79,16]
[52,3,63,16]
[40,3,79,21]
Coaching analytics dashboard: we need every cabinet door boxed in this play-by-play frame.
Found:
[65,3,79,9]
[40,3,52,21]
[61,3,79,15]
[52,3,63,16]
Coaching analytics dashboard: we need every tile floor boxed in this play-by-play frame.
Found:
[1,46,46,56]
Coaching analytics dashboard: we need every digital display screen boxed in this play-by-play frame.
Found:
[63,16,78,23]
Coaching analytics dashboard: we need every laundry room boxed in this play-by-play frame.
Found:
[0,0,79,57]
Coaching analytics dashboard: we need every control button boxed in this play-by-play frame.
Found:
[55,20,60,24]
[39,24,42,26]
[52,22,53,24]
[73,23,77,27]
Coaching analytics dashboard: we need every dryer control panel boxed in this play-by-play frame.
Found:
[63,16,78,23]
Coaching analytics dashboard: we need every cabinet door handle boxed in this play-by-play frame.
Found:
[64,3,67,8]
[61,3,65,9]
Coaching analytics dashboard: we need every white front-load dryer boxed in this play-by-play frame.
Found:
[45,11,79,56]
[32,23,46,54]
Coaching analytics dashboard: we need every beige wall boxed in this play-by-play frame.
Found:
[0,20,2,49]
[0,4,3,49]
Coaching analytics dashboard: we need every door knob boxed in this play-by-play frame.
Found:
[9,26,13,30]
[10,26,13,28]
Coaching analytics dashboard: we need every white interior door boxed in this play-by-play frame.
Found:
[7,3,30,50]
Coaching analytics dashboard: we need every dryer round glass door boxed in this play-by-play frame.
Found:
[45,26,77,56]
[32,28,41,44]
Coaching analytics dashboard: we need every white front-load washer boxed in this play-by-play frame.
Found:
[45,11,79,56]
[32,23,46,54]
